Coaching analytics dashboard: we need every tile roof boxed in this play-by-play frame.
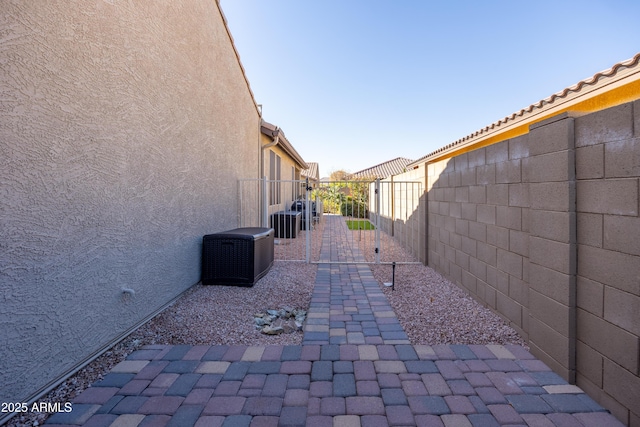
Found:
[410,52,640,166]
[301,162,319,181]
[349,157,414,180]
[261,120,308,169]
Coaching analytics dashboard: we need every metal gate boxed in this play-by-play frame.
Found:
[238,178,423,264]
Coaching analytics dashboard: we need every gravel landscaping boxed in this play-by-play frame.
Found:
[10,225,526,427]
[7,261,316,427]
[361,229,526,347]
[371,262,526,346]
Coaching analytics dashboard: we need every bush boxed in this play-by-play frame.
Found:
[322,200,341,214]
[341,196,368,218]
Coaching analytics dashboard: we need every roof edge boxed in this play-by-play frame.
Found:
[261,120,308,169]
[350,157,415,180]
[216,2,261,116]
[410,53,640,167]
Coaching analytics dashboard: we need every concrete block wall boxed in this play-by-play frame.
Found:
[370,164,427,262]
[422,101,640,425]
[391,171,426,262]
[526,114,577,383]
[427,136,530,340]
[373,180,394,237]
[573,101,640,425]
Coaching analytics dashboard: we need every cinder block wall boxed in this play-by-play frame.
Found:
[423,101,640,424]
[427,135,531,342]
[527,114,578,384]
[0,1,260,406]
[372,164,427,262]
[573,102,640,424]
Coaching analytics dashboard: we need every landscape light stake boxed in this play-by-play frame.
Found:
[392,261,396,291]
[384,261,397,291]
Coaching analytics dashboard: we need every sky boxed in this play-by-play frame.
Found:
[220,0,640,178]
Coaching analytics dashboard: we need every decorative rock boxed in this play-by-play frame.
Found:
[262,325,284,335]
[281,320,296,334]
[254,307,307,335]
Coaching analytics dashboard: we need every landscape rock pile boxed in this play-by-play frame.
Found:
[254,307,307,335]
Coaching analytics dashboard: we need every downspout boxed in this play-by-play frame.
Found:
[257,105,263,178]
[260,134,279,176]
[256,105,264,227]
[260,129,279,177]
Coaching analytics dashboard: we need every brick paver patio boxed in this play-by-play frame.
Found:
[45,216,624,426]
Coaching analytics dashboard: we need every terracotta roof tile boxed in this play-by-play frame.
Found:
[411,52,640,165]
[350,157,414,180]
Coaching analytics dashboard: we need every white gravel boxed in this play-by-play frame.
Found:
[371,262,526,346]
[8,262,316,427]
[130,261,317,346]
[11,225,526,426]
[361,229,527,347]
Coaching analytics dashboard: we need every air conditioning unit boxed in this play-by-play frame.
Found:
[201,227,274,287]
[270,211,301,238]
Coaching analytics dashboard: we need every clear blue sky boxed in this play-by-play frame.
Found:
[220,1,640,178]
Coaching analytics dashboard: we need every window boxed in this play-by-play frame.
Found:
[291,166,296,200]
[269,151,281,205]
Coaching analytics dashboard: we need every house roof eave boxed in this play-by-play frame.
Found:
[260,120,308,170]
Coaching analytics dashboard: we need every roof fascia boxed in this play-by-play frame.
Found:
[260,121,308,169]
[276,134,308,170]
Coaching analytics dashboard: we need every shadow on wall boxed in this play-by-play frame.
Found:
[378,101,640,425]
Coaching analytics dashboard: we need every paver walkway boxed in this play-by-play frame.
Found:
[45,216,624,427]
[304,216,409,346]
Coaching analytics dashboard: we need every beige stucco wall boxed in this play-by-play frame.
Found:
[415,101,640,425]
[0,0,260,404]
[262,135,305,216]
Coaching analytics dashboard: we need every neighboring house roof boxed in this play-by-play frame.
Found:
[301,162,319,181]
[261,120,308,169]
[350,157,414,180]
[410,52,640,166]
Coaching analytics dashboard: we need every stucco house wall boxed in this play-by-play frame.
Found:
[263,142,304,213]
[260,123,308,218]
[0,0,260,406]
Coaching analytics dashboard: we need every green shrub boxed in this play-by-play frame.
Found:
[341,196,368,218]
